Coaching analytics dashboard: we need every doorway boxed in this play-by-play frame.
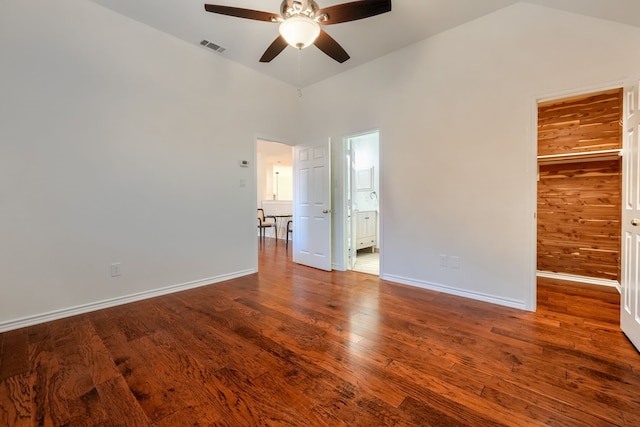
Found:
[536,88,623,289]
[346,131,380,275]
[256,139,293,245]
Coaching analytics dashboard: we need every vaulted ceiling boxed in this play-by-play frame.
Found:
[90,0,640,87]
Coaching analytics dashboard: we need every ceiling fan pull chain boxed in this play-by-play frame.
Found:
[297,49,303,98]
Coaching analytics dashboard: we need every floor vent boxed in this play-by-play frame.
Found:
[200,39,226,53]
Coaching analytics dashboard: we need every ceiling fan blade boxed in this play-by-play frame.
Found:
[204,4,278,22]
[318,0,391,25]
[314,30,350,63]
[260,36,289,63]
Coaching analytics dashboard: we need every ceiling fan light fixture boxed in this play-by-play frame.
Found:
[279,16,320,49]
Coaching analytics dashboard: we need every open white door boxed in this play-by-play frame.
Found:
[293,139,332,271]
[621,82,640,352]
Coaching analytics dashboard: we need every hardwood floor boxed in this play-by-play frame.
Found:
[1,241,640,426]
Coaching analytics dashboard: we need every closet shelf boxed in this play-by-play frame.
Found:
[537,149,622,165]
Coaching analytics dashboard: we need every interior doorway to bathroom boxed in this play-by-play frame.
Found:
[346,131,380,275]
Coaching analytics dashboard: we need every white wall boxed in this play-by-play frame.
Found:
[0,0,298,329]
[272,165,293,201]
[301,3,640,309]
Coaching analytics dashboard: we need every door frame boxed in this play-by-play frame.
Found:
[529,80,627,311]
[341,130,382,274]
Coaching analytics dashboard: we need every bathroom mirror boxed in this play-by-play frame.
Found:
[356,167,374,192]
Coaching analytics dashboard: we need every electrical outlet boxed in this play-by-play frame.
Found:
[439,254,447,267]
[110,262,122,277]
[450,256,461,269]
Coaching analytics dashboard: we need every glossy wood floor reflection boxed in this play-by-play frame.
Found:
[2,241,640,426]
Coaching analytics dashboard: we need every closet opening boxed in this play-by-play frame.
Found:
[537,88,623,290]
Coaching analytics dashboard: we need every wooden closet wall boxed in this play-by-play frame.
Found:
[537,88,623,282]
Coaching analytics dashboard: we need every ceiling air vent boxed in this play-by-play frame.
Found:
[200,39,226,53]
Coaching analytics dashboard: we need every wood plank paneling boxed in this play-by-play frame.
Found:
[537,89,623,281]
[538,89,623,156]
[538,160,621,281]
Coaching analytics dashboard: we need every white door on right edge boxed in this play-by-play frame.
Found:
[621,82,640,352]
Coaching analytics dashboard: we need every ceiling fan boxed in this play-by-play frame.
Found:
[204,0,392,63]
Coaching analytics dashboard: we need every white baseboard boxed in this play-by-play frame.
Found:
[0,268,256,333]
[536,271,621,292]
[380,273,527,311]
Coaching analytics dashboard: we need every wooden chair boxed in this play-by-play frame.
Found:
[286,220,293,249]
[257,209,276,242]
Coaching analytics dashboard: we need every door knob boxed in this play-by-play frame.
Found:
[323,209,331,214]
[632,219,640,226]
